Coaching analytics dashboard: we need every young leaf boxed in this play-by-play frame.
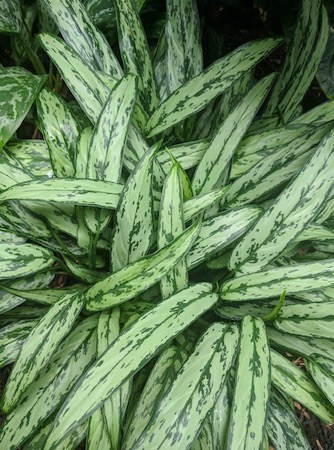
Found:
[87,220,200,311]
[158,162,187,299]
[130,323,239,449]
[271,350,334,423]
[146,37,283,136]
[226,316,270,449]
[229,129,334,274]
[42,0,122,76]
[44,283,217,449]
[192,74,276,196]
[111,144,157,271]
[165,0,203,94]
[2,290,85,412]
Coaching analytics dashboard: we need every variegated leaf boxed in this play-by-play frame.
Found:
[87,220,200,311]
[131,323,239,449]
[0,320,38,369]
[165,0,202,94]
[226,316,270,449]
[2,290,85,412]
[0,317,97,449]
[42,0,122,76]
[229,129,334,274]
[44,283,217,449]
[146,37,283,136]
[111,144,156,271]
[271,349,334,423]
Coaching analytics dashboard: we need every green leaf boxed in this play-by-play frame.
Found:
[0,320,38,369]
[183,187,228,222]
[165,0,202,94]
[0,0,22,33]
[226,316,270,449]
[2,290,85,412]
[188,206,261,269]
[267,389,311,450]
[114,0,158,129]
[111,144,156,271]
[44,283,217,449]
[271,349,334,423]
[0,241,54,281]
[87,219,200,311]
[157,140,208,174]
[317,31,334,99]
[158,162,187,299]
[0,178,123,209]
[146,37,283,136]
[229,129,334,274]
[123,346,187,449]
[264,0,329,121]
[42,0,122,76]
[38,33,116,124]
[0,71,45,148]
[37,89,79,178]
[0,317,97,449]
[307,354,334,407]
[221,259,334,301]
[268,327,334,360]
[192,74,276,196]
[4,139,53,178]
[130,323,239,449]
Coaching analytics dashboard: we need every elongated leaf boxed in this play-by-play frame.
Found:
[0,178,123,208]
[157,140,208,174]
[183,187,228,222]
[131,323,239,449]
[87,74,137,182]
[87,220,200,310]
[268,327,334,360]
[0,320,38,368]
[44,283,217,449]
[0,241,54,281]
[226,316,270,449]
[274,318,334,339]
[123,346,187,449]
[165,0,202,94]
[221,259,334,301]
[0,317,97,449]
[271,350,334,423]
[39,33,116,124]
[111,145,156,271]
[158,162,187,298]
[0,285,70,306]
[4,139,53,178]
[188,206,261,269]
[229,129,334,274]
[2,290,85,412]
[42,0,122,76]
[307,354,334,407]
[192,74,275,196]
[114,0,158,129]
[268,389,311,450]
[37,89,79,178]
[0,72,45,148]
[264,0,328,121]
[146,37,283,136]
[0,0,22,33]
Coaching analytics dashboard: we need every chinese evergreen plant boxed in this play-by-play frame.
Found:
[0,0,334,448]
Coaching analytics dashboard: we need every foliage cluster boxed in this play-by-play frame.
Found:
[0,0,334,449]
